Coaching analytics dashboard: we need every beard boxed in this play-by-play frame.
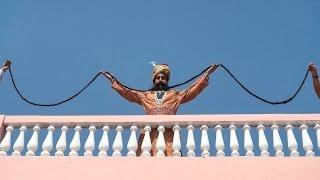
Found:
[151,81,169,91]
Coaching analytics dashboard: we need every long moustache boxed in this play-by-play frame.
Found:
[152,82,169,91]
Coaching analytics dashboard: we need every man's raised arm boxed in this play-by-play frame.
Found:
[0,60,11,81]
[100,71,143,105]
[179,64,219,104]
[308,63,320,98]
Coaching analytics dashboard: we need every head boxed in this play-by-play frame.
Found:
[151,64,170,91]
[153,72,169,91]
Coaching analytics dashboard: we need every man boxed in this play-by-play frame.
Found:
[0,60,11,81]
[101,63,219,156]
[308,63,320,98]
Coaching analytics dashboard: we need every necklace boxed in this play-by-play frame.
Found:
[154,91,166,109]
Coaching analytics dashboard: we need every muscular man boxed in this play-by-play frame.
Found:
[101,63,219,156]
[308,63,320,98]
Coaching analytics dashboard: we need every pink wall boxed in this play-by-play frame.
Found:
[0,157,319,180]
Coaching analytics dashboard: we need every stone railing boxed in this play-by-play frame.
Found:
[0,114,319,157]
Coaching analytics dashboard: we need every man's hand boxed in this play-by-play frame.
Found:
[308,63,318,77]
[206,64,220,76]
[100,70,115,83]
[2,60,12,72]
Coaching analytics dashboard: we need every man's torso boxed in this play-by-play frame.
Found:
[140,90,182,115]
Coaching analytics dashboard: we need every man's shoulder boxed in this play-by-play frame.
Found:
[167,89,180,95]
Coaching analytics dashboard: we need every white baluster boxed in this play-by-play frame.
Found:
[26,126,40,156]
[200,125,210,157]
[229,125,240,157]
[141,126,152,157]
[215,125,225,157]
[186,125,195,157]
[300,125,315,157]
[315,124,320,150]
[55,126,68,156]
[12,126,27,156]
[69,126,82,156]
[127,126,138,157]
[98,126,110,157]
[112,126,123,157]
[257,125,269,157]
[172,125,181,157]
[285,125,299,157]
[41,126,55,156]
[0,126,14,156]
[84,126,96,156]
[271,125,284,157]
[156,126,166,157]
[243,125,254,156]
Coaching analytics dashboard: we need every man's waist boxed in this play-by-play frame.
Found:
[146,107,176,115]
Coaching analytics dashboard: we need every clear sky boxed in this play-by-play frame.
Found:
[0,0,319,156]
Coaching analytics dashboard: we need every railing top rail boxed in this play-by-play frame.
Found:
[2,114,320,128]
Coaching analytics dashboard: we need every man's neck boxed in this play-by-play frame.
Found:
[156,91,165,99]
[151,86,169,91]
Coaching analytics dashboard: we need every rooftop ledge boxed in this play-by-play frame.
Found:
[1,114,320,180]
[0,113,320,158]
[2,114,320,127]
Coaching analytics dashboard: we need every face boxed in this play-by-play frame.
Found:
[153,73,169,90]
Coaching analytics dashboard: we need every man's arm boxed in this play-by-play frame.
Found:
[179,64,219,104]
[0,60,11,81]
[308,63,320,98]
[0,68,4,81]
[101,71,143,105]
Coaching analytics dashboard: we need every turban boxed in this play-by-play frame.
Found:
[152,64,170,81]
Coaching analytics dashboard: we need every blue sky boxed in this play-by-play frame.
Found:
[1,0,320,156]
